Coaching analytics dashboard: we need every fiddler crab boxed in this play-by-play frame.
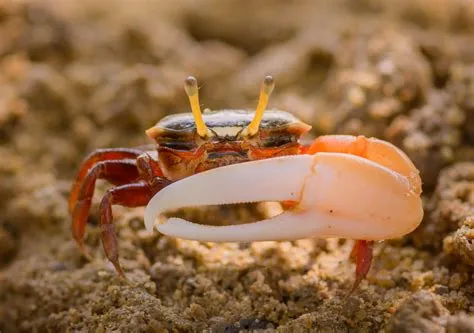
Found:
[69,75,423,292]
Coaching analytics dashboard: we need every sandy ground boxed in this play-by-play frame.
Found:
[0,0,474,332]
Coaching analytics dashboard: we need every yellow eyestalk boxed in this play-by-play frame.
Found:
[243,76,275,137]
[184,76,209,138]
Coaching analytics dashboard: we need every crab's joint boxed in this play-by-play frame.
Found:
[242,75,275,137]
[184,76,210,138]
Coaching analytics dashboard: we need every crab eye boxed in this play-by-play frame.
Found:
[184,76,210,138]
[241,76,275,137]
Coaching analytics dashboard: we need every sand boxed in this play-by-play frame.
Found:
[0,0,473,332]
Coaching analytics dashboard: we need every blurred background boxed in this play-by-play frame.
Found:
[1,0,474,332]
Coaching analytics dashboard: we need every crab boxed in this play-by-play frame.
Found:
[69,75,423,292]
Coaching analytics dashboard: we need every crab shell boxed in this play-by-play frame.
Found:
[144,140,424,243]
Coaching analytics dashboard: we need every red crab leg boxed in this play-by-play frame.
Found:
[99,183,155,277]
[136,153,168,192]
[69,148,143,215]
[99,155,170,276]
[72,160,140,258]
[349,240,374,294]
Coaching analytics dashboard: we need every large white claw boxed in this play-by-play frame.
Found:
[144,153,424,242]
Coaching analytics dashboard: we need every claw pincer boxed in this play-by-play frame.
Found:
[145,153,422,240]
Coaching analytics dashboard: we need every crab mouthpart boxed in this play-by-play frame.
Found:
[144,153,423,242]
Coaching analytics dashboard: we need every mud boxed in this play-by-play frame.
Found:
[1,0,474,332]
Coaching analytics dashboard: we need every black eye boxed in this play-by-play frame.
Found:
[161,142,197,151]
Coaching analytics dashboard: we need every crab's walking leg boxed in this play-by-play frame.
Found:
[98,155,170,276]
[71,150,171,275]
[99,183,154,277]
[99,153,171,276]
[349,240,374,294]
[71,160,140,258]
[136,153,170,192]
[69,148,143,214]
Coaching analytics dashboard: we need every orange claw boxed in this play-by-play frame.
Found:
[308,135,422,197]
[309,135,421,293]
